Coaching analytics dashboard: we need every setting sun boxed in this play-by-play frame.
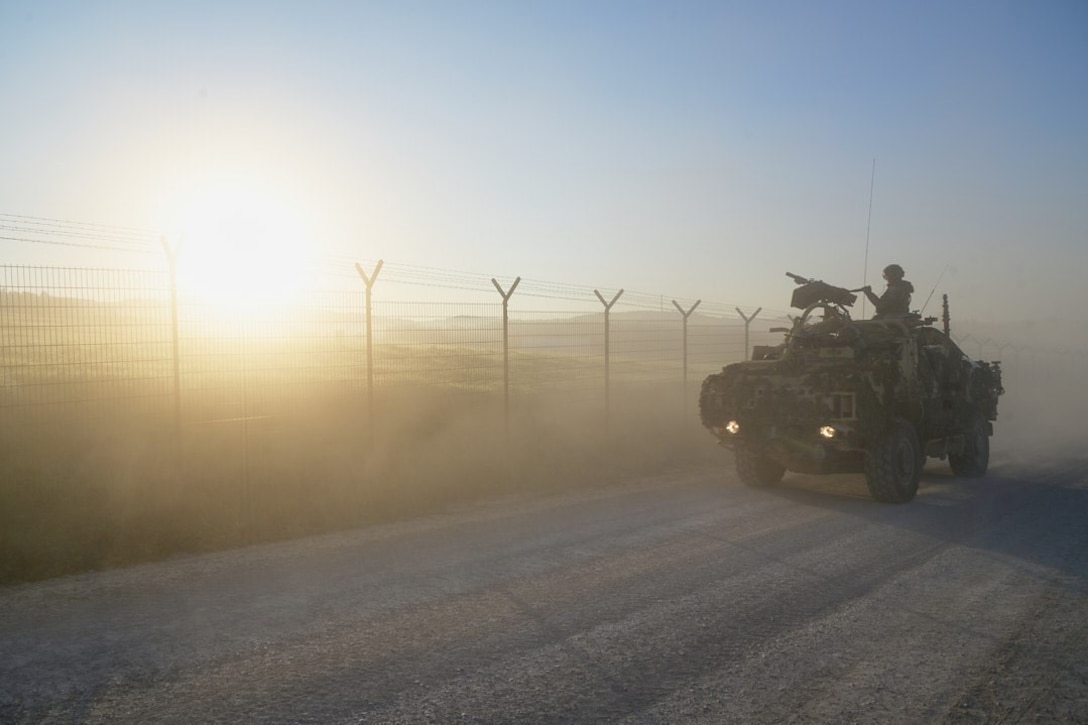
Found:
[164,179,316,316]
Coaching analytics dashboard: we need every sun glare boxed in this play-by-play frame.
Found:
[166,181,316,317]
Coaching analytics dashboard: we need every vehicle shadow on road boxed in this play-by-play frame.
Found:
[753,457,1088,591]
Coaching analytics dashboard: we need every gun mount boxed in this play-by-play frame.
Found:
[786,271,859,311]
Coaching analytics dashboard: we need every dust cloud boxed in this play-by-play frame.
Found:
[3,311,1083,586]
[953,318,1088,466]
[0,381,715,585]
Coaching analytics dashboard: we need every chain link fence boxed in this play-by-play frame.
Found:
[0,264,784,430]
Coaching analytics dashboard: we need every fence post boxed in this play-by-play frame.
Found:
[594,288,624,434]
[160,235,183,456]
[355,261,384,451]
[492,277,521,437]
[672,299,701,416]
[240,317,251,543]
[735,306,762,361]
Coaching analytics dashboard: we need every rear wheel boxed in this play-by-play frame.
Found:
[949,416,989,477]
[734,440,786,486]
[865,418,922,503]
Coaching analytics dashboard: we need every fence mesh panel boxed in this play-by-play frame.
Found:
[1,266,173,413]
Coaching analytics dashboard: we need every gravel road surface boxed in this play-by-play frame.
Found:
[2,456,1086,723]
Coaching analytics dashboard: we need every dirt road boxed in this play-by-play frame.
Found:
[2,456,1086,723]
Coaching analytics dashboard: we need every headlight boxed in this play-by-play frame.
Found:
[724,420,740,435]
[819,425,836,439]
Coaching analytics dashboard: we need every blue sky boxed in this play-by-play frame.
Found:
[1,0,1086,320]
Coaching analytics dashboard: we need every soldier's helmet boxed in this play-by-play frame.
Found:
[883,264,905,280]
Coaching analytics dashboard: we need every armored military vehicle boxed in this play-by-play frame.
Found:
[699,273,1004,503]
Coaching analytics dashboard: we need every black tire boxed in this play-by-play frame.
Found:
[864,418,922,503]
[735,440,786,487]
[949,416,990,477]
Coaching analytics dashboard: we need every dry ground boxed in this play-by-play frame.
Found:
[2,448,1086,723]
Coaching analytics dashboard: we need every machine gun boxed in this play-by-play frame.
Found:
[784,272,859,310]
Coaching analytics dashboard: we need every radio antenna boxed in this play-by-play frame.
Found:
[920,264,949,315]
[861,158,876,317]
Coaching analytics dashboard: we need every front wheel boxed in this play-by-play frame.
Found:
[864,418,922,503]
[734,440,786,487]
[949,416,990,477]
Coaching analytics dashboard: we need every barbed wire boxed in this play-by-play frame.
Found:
[0,214,160,246]
[0,212,160,235]
[0,235,160,255]
[0,221,157,240]
[329,256,790,315]
[0,226,159,250]
[2,212,790,314]
[0,213,162,257]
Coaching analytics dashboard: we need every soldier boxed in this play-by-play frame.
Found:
[863,264,914,318]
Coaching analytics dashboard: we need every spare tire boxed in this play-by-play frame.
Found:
[949,415,989,478]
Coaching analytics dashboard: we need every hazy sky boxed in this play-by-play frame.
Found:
[2,1,1086,320]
